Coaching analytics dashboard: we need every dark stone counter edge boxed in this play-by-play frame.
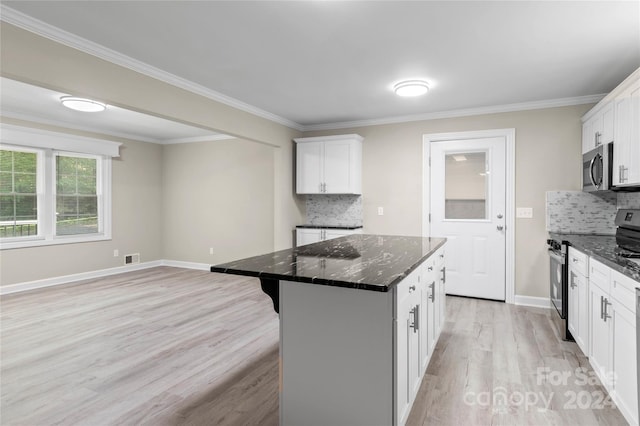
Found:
[296,225,364,230]
[556,237,640,283]
[209,268,391,292]
[210,239,446,293]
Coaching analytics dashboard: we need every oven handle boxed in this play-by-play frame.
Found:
[548,249,565,264]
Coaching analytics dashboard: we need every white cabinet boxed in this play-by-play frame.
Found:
[609,270,638,425]
[586,258,638,426]
[568,247,589,353]
[419,256,437,375]
[294,134,363,194]
[395,267,422,426]
[582,101,615,154]
[295,227,362,247]
[613,77,640,187]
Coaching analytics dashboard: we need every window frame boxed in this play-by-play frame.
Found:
[0,124,119,250]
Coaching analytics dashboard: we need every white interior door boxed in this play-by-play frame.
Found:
[430,137,506,301]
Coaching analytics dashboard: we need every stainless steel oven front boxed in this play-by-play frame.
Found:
[548,239,572,341]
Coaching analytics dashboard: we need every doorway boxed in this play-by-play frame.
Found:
[423,129,515,303]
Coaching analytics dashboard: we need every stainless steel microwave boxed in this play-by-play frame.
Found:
[583,142,613,192]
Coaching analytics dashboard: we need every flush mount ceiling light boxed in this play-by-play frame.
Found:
[452,155,467,162]
[60,96,107,112]
[393,80,429,97]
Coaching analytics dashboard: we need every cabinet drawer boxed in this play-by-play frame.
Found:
[568,247,589,277]
[589,258,611,292]
[396,267,420,304]
[611,269,637,314]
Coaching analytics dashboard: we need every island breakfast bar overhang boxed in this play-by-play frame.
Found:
[210,234,447,426]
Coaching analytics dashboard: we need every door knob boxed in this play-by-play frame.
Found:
[497,225,504,231]
[497,214,503,219]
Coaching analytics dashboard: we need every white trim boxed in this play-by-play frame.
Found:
[582,66,640,122]
[0,259,215,295]
[0,5,303,132]
[514,295,552,309]
[0,123,122,157]
[294,134,364,144]
[0,260,164,295]
[423,128,516,304]
[161,260,211,271]
[304,95,605,131]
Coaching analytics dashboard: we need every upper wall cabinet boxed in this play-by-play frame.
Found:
[294,134,363,194]
[582,67,640,187]
[613,77,640,187]
[582,101,614,154]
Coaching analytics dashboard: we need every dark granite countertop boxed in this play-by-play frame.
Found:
[296,224,364,230]
[210,234,446,292]
[549,233,640,282]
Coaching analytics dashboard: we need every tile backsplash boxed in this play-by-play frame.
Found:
[305,195,363,227]
[546,191,618,235]
[617,192,640,209]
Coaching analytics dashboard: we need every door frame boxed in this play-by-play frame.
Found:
[422,128,515,304]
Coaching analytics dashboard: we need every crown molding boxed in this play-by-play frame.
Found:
[0,5,304,132]
[302,94,605,131]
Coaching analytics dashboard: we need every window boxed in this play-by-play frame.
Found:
[0,124,120,249]
[0,148,40,238]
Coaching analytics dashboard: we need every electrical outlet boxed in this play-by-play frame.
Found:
[113,249,119,257]
[209,247,214,255]
[378,207,384,216]
[516,207,533,218]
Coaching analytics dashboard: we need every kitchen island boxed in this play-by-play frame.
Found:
[211,234,447,426]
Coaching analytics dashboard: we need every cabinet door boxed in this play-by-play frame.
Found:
[601,102,615,145]
[296,142,323,194]
[395,288,413,426]
[589,283,612,391]
[614,79,640,186]
[323,140,353,194]
[582,120,593,154]
[296,228,322,247]
[577,271,590,355]
[611,301,638,425]
[324,229,353,241]
[568,269,579,342]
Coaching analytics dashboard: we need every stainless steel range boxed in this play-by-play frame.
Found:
[547,238,572,341]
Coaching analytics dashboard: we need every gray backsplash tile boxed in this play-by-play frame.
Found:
[546,191,617,235]
[617,192,640,209]
[305,195,363,227]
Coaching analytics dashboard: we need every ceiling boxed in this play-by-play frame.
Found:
[2,1,639,131]
[0,77,230,144]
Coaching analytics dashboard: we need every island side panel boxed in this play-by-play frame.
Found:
[279,280,394,426]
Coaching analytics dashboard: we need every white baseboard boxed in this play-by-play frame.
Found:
[0,259,213,295]
[514,295,551,309]
[161,260,211,271]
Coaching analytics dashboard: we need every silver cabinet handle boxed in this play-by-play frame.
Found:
[409,305,419,332]
[441,267,446,284]
[428,266,433,271]
[409,285,416,292]
[570,273,576,289]
[603,297,612,322]
[429,282,435,302]
[595,131,601,146]
[600,295,604,320]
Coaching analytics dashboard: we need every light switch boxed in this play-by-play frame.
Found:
[377,207,384,216]
[516,207,533,218]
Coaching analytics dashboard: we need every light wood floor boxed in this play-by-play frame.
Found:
[0,267,628,425]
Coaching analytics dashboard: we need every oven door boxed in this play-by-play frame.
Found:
[549,248,567,318]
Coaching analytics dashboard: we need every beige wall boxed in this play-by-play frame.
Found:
[0,118,164,285]
[162,139,275,264]
[304,104,592,298]
[0,22,304,286]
